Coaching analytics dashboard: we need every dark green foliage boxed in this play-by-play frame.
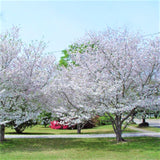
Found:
[38,111,53,127]
[138,122,149,127]
[98,115,112,125]
[138,118,149,127]
[154,111,159,118]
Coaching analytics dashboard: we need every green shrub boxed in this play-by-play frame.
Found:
[38,111,53,127]
[98,115,112,125]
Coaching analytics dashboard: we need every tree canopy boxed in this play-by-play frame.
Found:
[49,28,160,142]
[0,27,56,130]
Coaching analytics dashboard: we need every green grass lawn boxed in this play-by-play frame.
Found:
[0,137,160,160]
[143,127,160,133]
[5,125,136,135]
[130,124,160,133]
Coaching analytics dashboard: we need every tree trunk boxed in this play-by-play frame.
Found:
[77,124,81,134]
[115,125,125,142]
[0,125,5,142]
[14,125,26,134]
[115,131,124,142]
[112,115,125,143]
[138,118,149,127]
[154,111,159,118]
[142,118,146,123]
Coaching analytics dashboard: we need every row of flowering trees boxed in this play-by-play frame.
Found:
[48,28,160,142]
[0,27,160,142]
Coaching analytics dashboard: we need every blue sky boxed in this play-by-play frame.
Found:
[0,0,160,60]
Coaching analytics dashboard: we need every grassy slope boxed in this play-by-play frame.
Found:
[0,137,160,160]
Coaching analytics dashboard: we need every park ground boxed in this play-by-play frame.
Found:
[0,137,160,160]
[0,119,160,160]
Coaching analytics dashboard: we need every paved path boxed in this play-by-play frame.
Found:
[5,132,160,139]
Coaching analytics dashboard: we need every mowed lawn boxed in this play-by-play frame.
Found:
[1,125,160,160]
[0,137,160,160]
[5,125,136,135]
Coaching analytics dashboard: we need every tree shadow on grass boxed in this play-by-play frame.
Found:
[5,130,114,135]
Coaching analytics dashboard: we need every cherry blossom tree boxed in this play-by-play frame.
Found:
[49,28,160,142]
[54,43,98,133]
[0,27,56,136]
[46,67,97,133]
